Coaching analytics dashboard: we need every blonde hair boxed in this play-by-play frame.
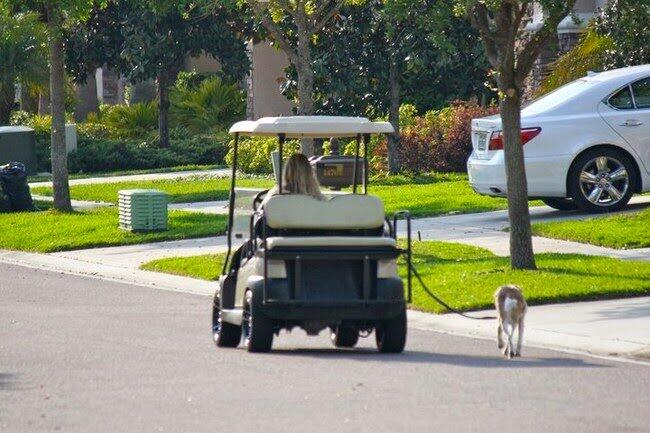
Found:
[282,153,324,200]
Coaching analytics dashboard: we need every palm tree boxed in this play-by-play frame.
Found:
[0,5,48,124]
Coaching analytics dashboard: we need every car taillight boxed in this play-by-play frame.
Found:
[488,127,541,150]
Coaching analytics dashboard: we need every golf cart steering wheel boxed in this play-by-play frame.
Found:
[252,189,270,211]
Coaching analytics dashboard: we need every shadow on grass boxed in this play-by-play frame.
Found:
[268,348,603,368]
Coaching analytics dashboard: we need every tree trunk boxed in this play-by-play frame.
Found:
[38,92,50,115]
[47,5,72,212]
[387,49,401,174]
[157,73,171,148]
[0,81,15,125]
[74,71,99,122]
[500,85,536,270]
[295,14,315,156]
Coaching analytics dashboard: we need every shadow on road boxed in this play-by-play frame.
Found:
[0,373,19,391]
[269,348,604,368]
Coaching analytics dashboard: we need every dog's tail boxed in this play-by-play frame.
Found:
[502,297,518,336]
[504,297,518,314]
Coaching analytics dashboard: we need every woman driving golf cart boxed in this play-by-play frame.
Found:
[212,116,412,354]
[261,153,325,207]
[225,153,325,275]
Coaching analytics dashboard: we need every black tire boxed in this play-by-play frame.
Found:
[568,148,636,213]
[541,198,577,211]
[375,307,407,353]
[330,326,359,348]
[242,289,274,353]
[212,291,241,348]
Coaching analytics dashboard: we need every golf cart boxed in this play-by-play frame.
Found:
[213,116,413,353]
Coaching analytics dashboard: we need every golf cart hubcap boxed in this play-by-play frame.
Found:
[243,291,252,344]
[579,156,628,207]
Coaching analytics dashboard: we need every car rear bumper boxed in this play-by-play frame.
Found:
[467,151,571,197]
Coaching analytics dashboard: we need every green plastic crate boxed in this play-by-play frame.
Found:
[118,189,168,232]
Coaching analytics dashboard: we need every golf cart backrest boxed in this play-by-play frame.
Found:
[264,194,384,231]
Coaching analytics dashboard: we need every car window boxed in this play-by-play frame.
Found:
[608,86,634,109]
[631,77,650,109]
[522,79,593,115]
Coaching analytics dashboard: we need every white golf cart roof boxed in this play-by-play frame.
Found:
[229,116,394,138]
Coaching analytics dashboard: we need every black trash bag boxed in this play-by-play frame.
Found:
[0,162,36,212]
[0,189,11,213]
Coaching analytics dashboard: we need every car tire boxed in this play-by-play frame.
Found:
[212,291,241,348]
[568,148,636,213]
[243,289,274,353]
[541,198,577,211]
[331,326,359,348]
[375,306,407,353]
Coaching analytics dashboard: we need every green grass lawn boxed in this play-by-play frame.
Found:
[370,173,514,217]
[532,207,650,249]
[31,176,273,204]
[140,240,650,313]
[0,205,227,253]
[32,172,514,217]
[141,254,225,280]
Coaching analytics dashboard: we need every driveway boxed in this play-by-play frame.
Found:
[1,263,649,433]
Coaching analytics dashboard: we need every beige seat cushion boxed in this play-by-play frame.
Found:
[266,236,397,249]
[263,194,385,230]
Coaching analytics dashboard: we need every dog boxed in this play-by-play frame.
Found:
[494,285,527,359]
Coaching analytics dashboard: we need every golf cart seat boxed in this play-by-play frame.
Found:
[263,193,385,235]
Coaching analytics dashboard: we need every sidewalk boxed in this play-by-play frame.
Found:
[29,168,230,188]
[405,195,650,260]
[409,297,650,362]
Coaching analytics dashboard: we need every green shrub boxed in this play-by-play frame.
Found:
[101,102,158,139]
[226,136,300,174]
[373,100,498,173]
[68,134,229,173]
[171,76,245,133]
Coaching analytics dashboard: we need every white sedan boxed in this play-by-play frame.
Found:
[468,64,650,212]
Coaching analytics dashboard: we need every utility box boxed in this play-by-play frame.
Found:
[118,189,168,232]
[0,126,38,175]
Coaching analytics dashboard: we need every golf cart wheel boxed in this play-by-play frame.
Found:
[242,289,274,353]
[375,307,407,353]
[541,198,577,211]
[212,291,241,348]
[331,326,359,348]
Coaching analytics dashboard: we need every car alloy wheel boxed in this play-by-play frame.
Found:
[579,156,629,207]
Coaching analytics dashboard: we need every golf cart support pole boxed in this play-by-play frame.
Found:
[352,134,361,194]
[393,211,412,303]
[222,132,239,276]
[278,133,286,194]
[363,133,370,195]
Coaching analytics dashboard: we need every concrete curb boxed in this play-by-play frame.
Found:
[0,249,216,297]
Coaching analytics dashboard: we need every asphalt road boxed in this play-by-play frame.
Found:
[1,263,649,433]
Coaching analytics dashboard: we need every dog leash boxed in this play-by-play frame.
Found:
[407,261,496,320]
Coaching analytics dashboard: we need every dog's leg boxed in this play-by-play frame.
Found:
[515,316,524,357]
[497,320,505,350]
[506,322,515,359]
